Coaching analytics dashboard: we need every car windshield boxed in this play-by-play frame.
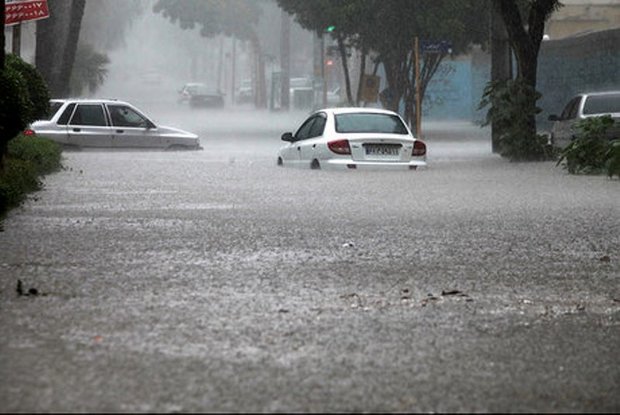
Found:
[583,94,620,115]
[186,84,213,95]
[335,113,409,134]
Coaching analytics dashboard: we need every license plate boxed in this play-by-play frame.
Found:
[365,145,400,156]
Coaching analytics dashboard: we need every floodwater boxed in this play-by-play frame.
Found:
[0,98,618,412]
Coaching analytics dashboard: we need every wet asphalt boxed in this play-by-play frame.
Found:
[0,108,618,413]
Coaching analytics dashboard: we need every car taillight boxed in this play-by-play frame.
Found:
[412,140,426,156]
[328,139,351,155]
[23,129,36,136]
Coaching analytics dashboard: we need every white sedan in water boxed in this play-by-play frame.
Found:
[277,107,426,170]
[27,98,201,150]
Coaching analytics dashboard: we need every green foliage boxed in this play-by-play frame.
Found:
[605,140,620,179]
[278,0,489,115]
[0,135,63,217]
[479,79,554,161]
[153,0,262,40]
[70,44,110,96]
[0,66,31,145]
[8,134,63,176]
[5,54,51,121]
[556,115,618,177]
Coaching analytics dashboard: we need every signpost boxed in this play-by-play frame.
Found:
[4,0,49,57]
[5,0,49,26]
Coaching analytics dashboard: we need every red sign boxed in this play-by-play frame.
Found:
[5,0,49,26]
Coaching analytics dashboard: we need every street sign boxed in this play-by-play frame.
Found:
[5,0,49,26]
[421,40,452,54]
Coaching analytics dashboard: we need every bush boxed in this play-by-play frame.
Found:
[0,135,62,217]
[479,79,555,162]
[605,140,620,179]
[5,53,51,121]
[556,115,618,177]
[0,66,31,143]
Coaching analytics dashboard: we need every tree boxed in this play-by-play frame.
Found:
[79,0,145,51]
[493,0,562,139]
[35,0,86,97]
[153,0,267,107]
[278,0,488,130]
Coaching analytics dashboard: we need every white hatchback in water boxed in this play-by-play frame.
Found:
[277,107,426,170]
[27,99,201,150]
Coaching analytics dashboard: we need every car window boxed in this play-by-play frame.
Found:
[308,114,326,138]
[335,113,409,134]
[107,105,149,128]
[70,104,107,126]
[295,117,317,141]
[57,103,76,125]
[583,94,620,115]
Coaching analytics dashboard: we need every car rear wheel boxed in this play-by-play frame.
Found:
[310,159,321,170]
[277,157,283,166]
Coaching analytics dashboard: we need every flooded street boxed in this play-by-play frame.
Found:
[0,107,619,412]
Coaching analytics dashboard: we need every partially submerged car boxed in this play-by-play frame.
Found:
[277,107,427,170]
[548,91,620,149]
[27,99,202,150]
[178,83,225,108]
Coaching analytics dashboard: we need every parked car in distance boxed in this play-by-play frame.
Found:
[277,107,426,170]
[548,91,620,149]
[27,98,202,150]
[178,83,225,108]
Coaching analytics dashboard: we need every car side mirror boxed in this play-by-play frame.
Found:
[281,132,294,142]
[548,114,560,121]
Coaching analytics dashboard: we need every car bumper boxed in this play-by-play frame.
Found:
[323,158,427,170]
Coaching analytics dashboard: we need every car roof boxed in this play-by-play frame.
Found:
[580,91,620,98]
[51,98,132,105]
[316,107,401,117]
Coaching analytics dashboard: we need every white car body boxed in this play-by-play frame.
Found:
[29,99,201,150]
[549,91,620,149]
[277,107,427,170]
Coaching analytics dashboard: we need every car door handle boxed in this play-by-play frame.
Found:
[72,128,81,132]
[116,130,124,134]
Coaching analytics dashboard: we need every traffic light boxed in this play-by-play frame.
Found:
[326,25,336,33]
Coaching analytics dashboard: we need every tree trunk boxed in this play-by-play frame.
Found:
[36,0,85,97]
[493,0,559,139]
[250,34,267,109]
[355,48,367,106]
[280,10,290,110]
[490,5,513,153]
[59,0,85,97]
[335,33,353,105]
